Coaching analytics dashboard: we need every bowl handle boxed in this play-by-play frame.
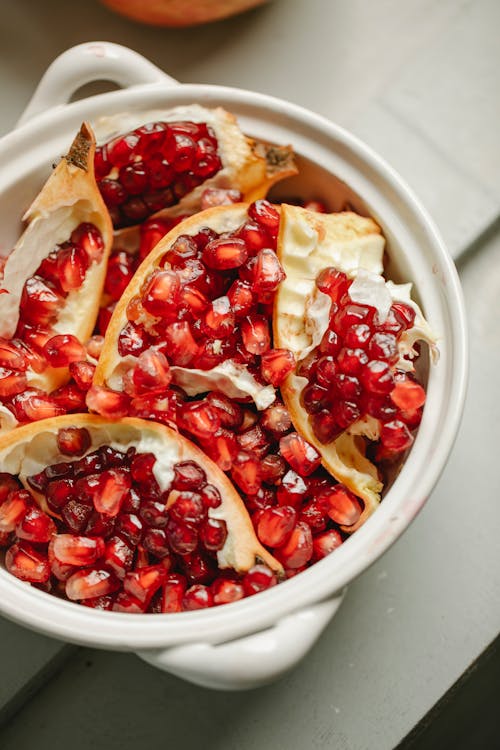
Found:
[17,42,179,128]
[136,591,346,691]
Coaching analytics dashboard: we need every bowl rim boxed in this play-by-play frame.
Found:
[0,81,468,650]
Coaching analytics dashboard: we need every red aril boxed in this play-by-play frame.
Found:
[241,314,270,355]
[0,474,21,503]
[166,519,198,554]
[65,568,120,600]
[51,534,105,566]
[172,461,207,491]
[112,591,146,613]
[257,506,296,547]
[177,401,221,440]
[130,349,171,395]
[56,244,89,293]
[0,490,31,532]
[260,348,295,386]
[159,573,187,613]
[169,492,206,525]
[201,296,235,337]
[227,279,255,317]
[43,335,86,367]
[248,200,280,238]
[390,378,426,410]
[16,506,56,543]
[86,386,130,418]
[199,518,228,551]
[161,321,199,366]
[140,219,173,261]
[312,529,343,560]
[276,470,308,508]
[71,223,105,263]
[92,469,131,517]
[20,277,63,326]
[123,565,166,605]
[5,542,50,583]
[203,237,248,270]
[275,521,313,569]
[231,451,261,495]
[318,485,362,526]
[380,420,414,453]
[141,269,180,319]
[211,577,244,605]
[183,584,214,610]
[104,250,136,301]
[316,268,350,303]
[0,368,27,397]
[242,564,277,596]
[69,361,95,391]
[0,338,28,371]
[279,433,321,477]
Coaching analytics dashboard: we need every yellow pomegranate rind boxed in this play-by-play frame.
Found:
[274,204,387,531]
[0,414,282,575]
[93,105,296,229]
[94,204,276,408]
[0,123,113,394]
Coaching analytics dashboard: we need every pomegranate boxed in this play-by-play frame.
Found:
[273,204,437,530]
[0,123,112,430]
[100,0,267,27]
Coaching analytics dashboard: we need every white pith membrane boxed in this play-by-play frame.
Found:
[274,204,438,531]
[0,123,113,432]
[0,415,281,583]
[95,204,277,408]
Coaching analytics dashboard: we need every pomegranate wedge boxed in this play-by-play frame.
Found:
[274,205,438,531]
[94,204,280,412]
[0,124,112,424]
[93,105,296,231]
[0,415,281,586]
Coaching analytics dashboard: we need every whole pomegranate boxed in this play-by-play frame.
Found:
[100,0,267,27]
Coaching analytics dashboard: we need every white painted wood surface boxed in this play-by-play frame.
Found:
[0,0,497,745]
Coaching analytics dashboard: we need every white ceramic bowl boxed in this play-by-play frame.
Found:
[0,42,467,690]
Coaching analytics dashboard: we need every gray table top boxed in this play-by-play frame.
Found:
[0,1,499,748]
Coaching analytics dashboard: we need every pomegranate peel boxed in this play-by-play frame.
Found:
[0,123,112,398]
[0,414,281,575]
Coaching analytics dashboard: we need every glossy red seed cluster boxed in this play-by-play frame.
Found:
[95,121,222,228]
[0,431,282,611]
[0,224,104,421]
[298,268,426,458]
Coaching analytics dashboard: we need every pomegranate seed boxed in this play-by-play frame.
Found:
[0,490,31,532]
[51,534,104,566]
[20,277,63,326]
[391,378,426,410]
[169,492,206,525]
[86,335,104,360]
[0,338,28,370]
[368,332,399,362]
[104,536,134,578]
[316,268,350,303]
[161,321,199,366]
[211,577,244,605]
[71,223,104,263]
[200,429,238,471]
[142,527,169,558]
[242,564,277,596]
[112,592,146,613]
[45,478,75,512]
[391,302,416,329]
[227,279,255,317]
[380,420,414,452]
[241,315,270,355]
[318,485,362,526]
[319,329,341,357]
[12,337,48,373]
[206,392,243,429]
[0,368,27,397]
[119,163,148,194]
[0,474,21,503]
[86,386,130,418]
[172,461,207,491]
[237,424,270,459]
[117,322,152,357]
[166,519,198,554]
[236,221,271,254]
[200,484,222,509]
[104,250,136,301]
[16,507,55,543]
[202,296,235,337]
[177,401,221,440]
[129,349,171,395]
[310,410,342,444]
[116,513,143,546]
[260,454,287,484]
[276,521,313,569]
[6,542,50,583]
[140,219,172,261]
[51,383,86,412]
[337,347,369,375]
[85,510,116,539]
[333,373,362,401]
[82,595,115,610]
[276,470,308,508]
[107,133,141,167]
[124,565,166,604]
[162,234,199,267]
[68,361,95,391]
[91,469,131,517]
[160,573,187,613]
[247,248,285,297]
[183,584,214,610]
[361,360,395,395]
[314,356,338,388]
[66,568,120,600]
[43,334,86,367]
[199,518,228,551]
[332,399,360,429]
[344,324,371,349]
[312,529,343,560]
[142,269,180,319]
[248,200,280,237]
[181,550,218,585]
[300,501,327,532]
[280,433,322,476]
[260,402,292,436]
[200,187,241,209]
[203,237,248,270]
[61,500,93,533]
[257,506,296,547]
[230,451,261,495]
[56,244,89,292]
[246,487,276,512]
[260,348,295,386]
